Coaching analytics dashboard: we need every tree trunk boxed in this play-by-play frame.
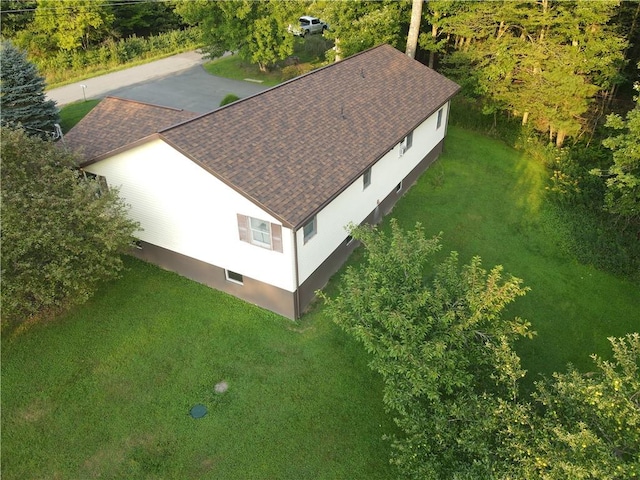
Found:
[556,130,566,147]
[428,23,438,68]
[522,111,529,125]
[539,0,549,42]
[334,38,342,62]
[406,0,423,59]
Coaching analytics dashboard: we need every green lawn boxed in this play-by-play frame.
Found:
[1,261,394,479]
[204,36,332,87]
[391,127,639,387]
[59,99,100,133]
[2,126,638,478]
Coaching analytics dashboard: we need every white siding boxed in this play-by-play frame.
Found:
[85,140,297,291]
[297,104,449,282]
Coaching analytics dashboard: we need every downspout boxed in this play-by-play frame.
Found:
[292,228,301,319]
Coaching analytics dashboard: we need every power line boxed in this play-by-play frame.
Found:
[0,0,175,15]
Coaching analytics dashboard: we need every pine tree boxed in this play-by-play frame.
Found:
[0,39,59,139]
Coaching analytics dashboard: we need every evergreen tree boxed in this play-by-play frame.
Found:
[0,39,59,139]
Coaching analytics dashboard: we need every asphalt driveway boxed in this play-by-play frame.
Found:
[46,51,268,114]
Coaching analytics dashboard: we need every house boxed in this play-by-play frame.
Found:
[64,44,460,319]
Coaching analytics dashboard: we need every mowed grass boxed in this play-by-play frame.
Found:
[391,127,639,387]
[1,261,394,479]
[204,36,332,87]
[3,125,638,478]
[59,99,100,133]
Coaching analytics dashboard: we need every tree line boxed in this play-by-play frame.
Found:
[173,0,639,238]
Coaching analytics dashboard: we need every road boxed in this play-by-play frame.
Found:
[46,51,268,114]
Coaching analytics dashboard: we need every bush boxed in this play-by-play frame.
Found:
[219,94,240,106]
[31,28,201,85]
[0,127,139,325]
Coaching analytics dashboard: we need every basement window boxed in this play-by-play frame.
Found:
[396,182,403,194]
[225,270,244,285]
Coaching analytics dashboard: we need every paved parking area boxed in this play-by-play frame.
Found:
[47,51,269,113]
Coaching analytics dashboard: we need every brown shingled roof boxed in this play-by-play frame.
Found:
[69,45,459,229]
[63,97,198,160]
[160,45,459,228]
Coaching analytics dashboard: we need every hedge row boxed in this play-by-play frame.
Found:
[35,28,201,86]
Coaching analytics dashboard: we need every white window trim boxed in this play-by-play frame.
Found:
[249,217,272,249]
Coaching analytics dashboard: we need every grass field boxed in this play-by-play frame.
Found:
[2,126,638,478]
[1,261,394,479]
[391,127,639,387]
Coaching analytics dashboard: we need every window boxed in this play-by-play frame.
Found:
[396,181,402,193]
[303,216,317,243]
[225,270,244,285]
[437,108,443,129]
[399,131,413,156]
[346,235,354,245]
[250,217,271,247]
[363,167,371,189]
[237,214,283,252]
[405,131,413,149]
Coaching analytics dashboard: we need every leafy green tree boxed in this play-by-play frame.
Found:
[0,39,59,139]
[321,0,406,61]
[109,0,184,38]
[322,220,639,478]
[518,334,640,479]
[0,127,140,325]
[321,220,533,479]
[597,82,640,226]
[437,0,626,146]
[32,0,114,50]
[0,0,37,38]
[251,14,294,72]
[175,0,302,69]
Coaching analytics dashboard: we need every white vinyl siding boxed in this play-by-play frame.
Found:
[297,104,449,282]
[84,140,296,292]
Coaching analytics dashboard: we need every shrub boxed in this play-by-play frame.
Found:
[219,94,240,106]
[1,127,140,325]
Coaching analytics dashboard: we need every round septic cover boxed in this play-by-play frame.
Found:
[190,404,207,419]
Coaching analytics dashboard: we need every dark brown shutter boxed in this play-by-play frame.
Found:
[271,223,283,253]
[237,214,249,242]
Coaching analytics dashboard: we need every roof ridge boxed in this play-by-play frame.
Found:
[103,95,197,114]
